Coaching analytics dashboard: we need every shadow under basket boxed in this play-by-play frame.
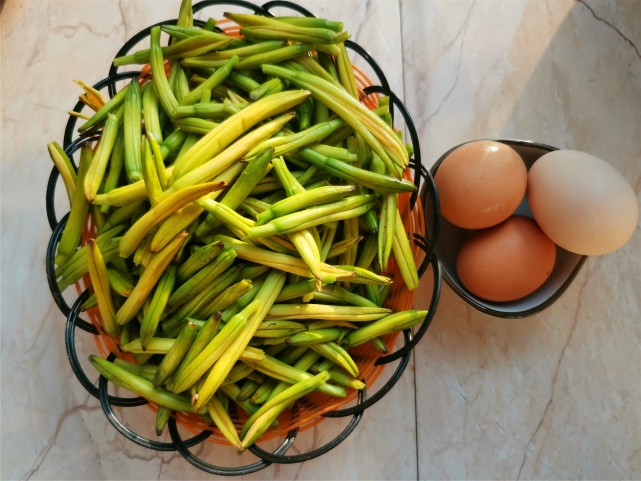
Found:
[44,0,442,475]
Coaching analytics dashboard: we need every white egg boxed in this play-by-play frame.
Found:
[527,150,638,255]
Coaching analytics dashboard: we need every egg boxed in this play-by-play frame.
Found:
[456,216,557,302]
[528,150,639,255]
[434,140,527,229]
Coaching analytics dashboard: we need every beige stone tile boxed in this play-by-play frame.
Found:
[402,0,641,478]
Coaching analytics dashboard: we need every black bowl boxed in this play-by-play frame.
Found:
[427,139,588,318]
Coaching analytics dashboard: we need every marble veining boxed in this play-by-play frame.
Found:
[1,0,639,479]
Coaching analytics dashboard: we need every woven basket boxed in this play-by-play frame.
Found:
[45,0,442,474]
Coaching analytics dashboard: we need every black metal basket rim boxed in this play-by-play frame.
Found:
[54,159,442,474]
[66,295,404,470]
[46,0,443,474]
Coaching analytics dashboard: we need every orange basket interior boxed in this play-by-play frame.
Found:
[81,17,426,446]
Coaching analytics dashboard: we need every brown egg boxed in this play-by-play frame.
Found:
[435,140,527,229]
[456,216,556,302]
[528,150,639,255]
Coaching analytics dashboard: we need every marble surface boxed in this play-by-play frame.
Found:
[1,0,640,479]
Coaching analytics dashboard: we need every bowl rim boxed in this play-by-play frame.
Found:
[429,138,589,319]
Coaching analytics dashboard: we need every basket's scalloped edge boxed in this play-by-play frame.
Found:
[45,0,442,473]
